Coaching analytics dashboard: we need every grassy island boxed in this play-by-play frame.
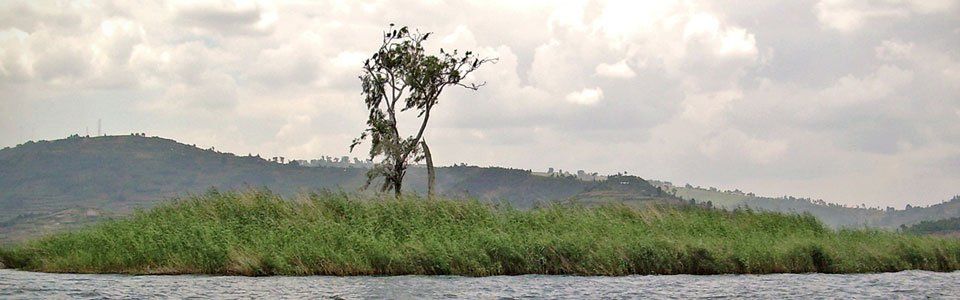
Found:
[1,190,958,276]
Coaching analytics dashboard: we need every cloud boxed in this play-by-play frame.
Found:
[1,0,958,208]
[815,0,957,32]
[565,87,604,105]
[683,12,757,58]
[595,60,636,79]
[875,40,914,61]
[172,1,275,36]
[699,129,789,165]
[0,29,34,81]
[818,65,914,107]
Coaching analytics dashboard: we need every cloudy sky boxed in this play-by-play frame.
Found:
[1,0,958,207]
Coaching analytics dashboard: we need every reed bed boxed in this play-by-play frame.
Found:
[2,190,958,276]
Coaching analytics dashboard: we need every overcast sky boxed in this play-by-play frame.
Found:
[1,0,958,207]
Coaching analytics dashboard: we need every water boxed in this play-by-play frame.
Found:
[1,269,958,299]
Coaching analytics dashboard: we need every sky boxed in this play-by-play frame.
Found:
[0,0,958,208]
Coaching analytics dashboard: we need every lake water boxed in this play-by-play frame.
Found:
[1,269,958,299]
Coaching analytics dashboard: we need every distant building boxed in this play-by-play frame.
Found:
[290,155,374,169]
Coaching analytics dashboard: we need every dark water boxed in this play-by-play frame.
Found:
[1,269,958,299]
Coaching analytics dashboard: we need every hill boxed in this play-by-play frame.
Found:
[0,135,362,218]
[0,207,112,244]
[902,217,960,237]
[664,185,960,229]
[566,175,680,207]
[2,134,957,242]
[0,135,667,242]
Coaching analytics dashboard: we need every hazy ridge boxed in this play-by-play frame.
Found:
[0,135,957,242]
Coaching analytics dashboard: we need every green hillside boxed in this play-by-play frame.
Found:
[0,135,666,243]
[567,175,679,207]
[667,185,960,229]
[0,135,363,219]
[902,217,960,237]
[2,134,957,243]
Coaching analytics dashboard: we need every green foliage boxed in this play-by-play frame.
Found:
[0,136,606,243]
[2,190,958,276]
[0,135,369,222]
[2,135,957,246]
[902,217,960,235]
[672,186,960,229]
[352,24,494,197]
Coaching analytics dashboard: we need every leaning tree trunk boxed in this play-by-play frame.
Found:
[421,140,436,200]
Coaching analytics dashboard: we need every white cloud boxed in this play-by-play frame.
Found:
[0,28,33,81]
[172,0,274,36]
[818,65,914,107]
[815,0,957,32]
[565,87,604,105]
[143,71,239,113]
[905,0,957,14]
[680,90,742,125]
[875,40,914,61]
[716,27,757,57]
[595,60,635,79]
[815,0,906,32]
[439,25,478,49]
[528,39,576,92]
[1,0,958,208]
[699,129,789,165]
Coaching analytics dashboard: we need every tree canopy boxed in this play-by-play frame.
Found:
[351,24,494,197]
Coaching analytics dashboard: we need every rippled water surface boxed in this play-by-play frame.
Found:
[2,269,958,299]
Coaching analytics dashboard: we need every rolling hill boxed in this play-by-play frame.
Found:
[0,135,671,242]
[902,217,960,237]
[566,175,680,207]
[663,184,960,229]
[1,134,957,243]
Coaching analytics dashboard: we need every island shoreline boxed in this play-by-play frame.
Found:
[2,190,958,277]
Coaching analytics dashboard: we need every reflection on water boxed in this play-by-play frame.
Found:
[1,269,958,299]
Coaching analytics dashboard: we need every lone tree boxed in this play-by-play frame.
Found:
[351,24,494,198]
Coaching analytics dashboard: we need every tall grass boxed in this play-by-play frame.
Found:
[1,190,958,276]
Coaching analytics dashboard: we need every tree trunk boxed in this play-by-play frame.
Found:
[391,161,405,198]
[421,140,436,200]
[393,176,403,198]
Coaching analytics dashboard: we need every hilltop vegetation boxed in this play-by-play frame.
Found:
[0,135,363,218]
[667,185,960,229]
[0,135,666,243]
[567,175,679,207]
[2,135,957,244]
[902,217,960,237]
[2,190,959,276]
[0,208,112,245]
[0,135,609,215]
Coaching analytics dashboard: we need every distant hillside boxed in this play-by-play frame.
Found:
[2,134,957,243]
[0,135,365,219]
[902,217,960,237]
[0,207,113,244]
[567,175,679,207]
[663,184,960,229]
[0,135,667,242]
